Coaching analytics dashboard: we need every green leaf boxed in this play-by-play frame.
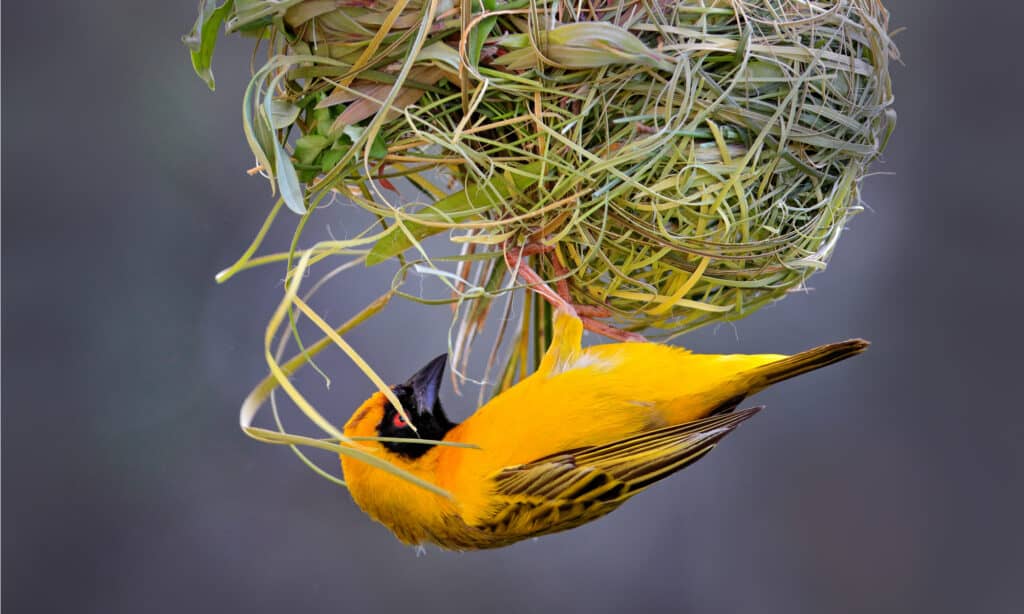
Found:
[242,69,276,188]
[366,162,542,266]
[229,0,303,33]
[495,22,672,71]
[276,150,306,214]
[467,16,498,69]
[319,145,349,172]
[234,14,274,33]
[312,106,334,137]
[294,134,329,164]
[734,60,786,95]
[498,33,530,50]
[341,124,365,144]
[269,99,300,129]
[253,110,277,173]
[368,133,388,160]
[416,42,462,72]
[466,0,498,69]
[264,72,305,214]
[183,0,234,91]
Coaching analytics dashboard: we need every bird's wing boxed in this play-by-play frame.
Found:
[475,407,761,536]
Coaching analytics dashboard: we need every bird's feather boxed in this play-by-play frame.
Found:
[473,406,761,537]
[340,311,868,549]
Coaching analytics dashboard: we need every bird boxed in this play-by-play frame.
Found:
[340,312,867,550]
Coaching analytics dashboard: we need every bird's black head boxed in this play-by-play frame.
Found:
[376,354,457,460]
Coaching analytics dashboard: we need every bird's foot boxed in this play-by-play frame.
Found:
[504,243,648,343]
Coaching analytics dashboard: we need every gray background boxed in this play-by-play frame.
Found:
[4,2,1022,613]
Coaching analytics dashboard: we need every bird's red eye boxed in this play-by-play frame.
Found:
[392,412,408,428]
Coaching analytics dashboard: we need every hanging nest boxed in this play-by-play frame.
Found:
[187,0,896,394]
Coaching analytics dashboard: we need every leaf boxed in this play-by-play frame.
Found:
[269,99,301,129]
[312,8,373,38]
[466,0,498,69]
[315,87,359,110]
[379,175,398,192]
[329,66,446,133]
[284,0,338,27]
[294,134,329,164]
[498,33,530,49]
[310,106,333,137]
[264,72,305,214]
[342,124,366,144]
[416,42,462,72]
[242,71,276,190]
[319,146,348,172]
[494,22,672,71]
[183,0,235,90]
[733,60,786,95]
[353,10,422,29]
[229,0,304,32]
[276,151,306,214]
[368,133,388,160]
[467,16,499,68]
[233,14,274,32]
[253,109,277,174]
[366,162,543,266]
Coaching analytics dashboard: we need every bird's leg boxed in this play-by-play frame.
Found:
[546,249,613,319]
[505,243,647,343]
[504,245,578,317]
[547,248,573,305]
[545,247,646,342]
[580,317,647,343]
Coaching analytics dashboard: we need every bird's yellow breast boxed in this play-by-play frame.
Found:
[340,448,455,545]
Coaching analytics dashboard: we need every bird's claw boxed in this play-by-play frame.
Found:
[505,242,648,343]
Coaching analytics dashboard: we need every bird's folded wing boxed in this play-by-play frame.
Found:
[475,407,761,534]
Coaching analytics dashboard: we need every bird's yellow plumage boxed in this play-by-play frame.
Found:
[341,313,867,550]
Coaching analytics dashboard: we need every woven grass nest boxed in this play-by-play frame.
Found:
[188,0,896,393]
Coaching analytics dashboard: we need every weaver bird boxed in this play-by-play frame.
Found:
[341,313,867,550]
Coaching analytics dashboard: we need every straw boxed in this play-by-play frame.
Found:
[186,0,897,489]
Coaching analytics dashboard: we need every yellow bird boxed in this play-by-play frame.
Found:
[341,313,867,550]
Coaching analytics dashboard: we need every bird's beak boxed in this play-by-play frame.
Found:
[404,354,447,414]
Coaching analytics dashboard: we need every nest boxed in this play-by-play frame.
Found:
[188,0,896,392]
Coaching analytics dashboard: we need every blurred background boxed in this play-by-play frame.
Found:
[3,1,1022,612]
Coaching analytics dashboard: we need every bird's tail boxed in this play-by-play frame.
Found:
[745,339,870,392]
